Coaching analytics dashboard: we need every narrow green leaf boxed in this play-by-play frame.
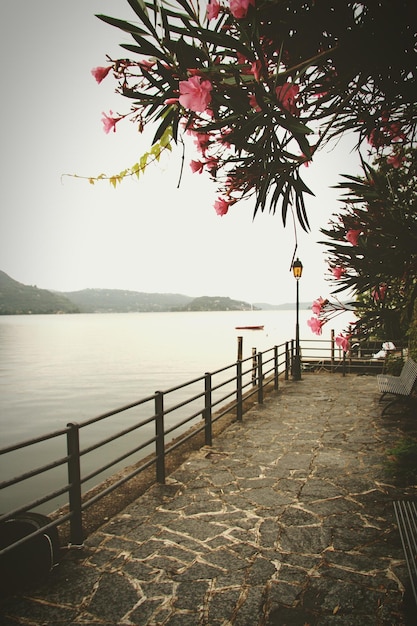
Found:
[96,14,148,36]
[125,0,158,38]
[152,109,174,143]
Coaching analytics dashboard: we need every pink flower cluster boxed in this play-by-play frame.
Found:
[207,0,255,20]
[307,296,353,352]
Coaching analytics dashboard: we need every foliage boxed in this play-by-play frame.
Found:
[384,355,405,376]
[318,147,417,340]
[90,0,416,223]
[386,437,417,486]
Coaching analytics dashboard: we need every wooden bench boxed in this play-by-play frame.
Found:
[377,357,417,415]
[393,501,417,607]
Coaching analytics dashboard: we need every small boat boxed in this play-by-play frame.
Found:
[235,325,264,330]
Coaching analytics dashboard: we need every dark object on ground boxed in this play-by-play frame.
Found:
[0,512,60,597]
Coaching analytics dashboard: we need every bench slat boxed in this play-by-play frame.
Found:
[393,500,417,606]
[377,358,417,415]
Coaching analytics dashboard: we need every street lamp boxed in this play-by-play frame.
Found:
[292,257,303,380]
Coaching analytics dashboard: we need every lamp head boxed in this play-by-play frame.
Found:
[292,258,303,280]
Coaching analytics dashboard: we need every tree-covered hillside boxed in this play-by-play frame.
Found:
[177,296,253,312]
[0,271,79,315]
[59,289,193,313]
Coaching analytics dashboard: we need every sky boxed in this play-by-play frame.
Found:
[0,1,363,306]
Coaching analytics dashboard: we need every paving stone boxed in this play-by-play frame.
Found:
[84,571,140,622]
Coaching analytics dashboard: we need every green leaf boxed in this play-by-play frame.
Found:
[152,110,174,143]
[96,14,148,36]
[125,0,158,38]
[187,26,255,60]
[122,35,170,63]
[172,0,197,21]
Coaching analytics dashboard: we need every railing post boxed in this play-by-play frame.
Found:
[204,373,213,444]
[331,329,335,372]
[274,345,279,390]
[237,336,243,361]
[290,339,295,377]
[236,360,243,421]
[155,391,165,484]
[251,347,257,387]
[66,422,84,546]
[285,341,290,380]
[257,352,264,404]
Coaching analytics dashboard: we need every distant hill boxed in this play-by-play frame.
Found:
[176,296,253,312]
[0,271,79,315]
[59,288,193,313]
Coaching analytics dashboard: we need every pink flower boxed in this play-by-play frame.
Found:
[101,111,122,134]
[387,152,404,169]
[275,82,300,115]
[332,266,346,279]
[204,156,218,173]
[191,132,211,155]
[207,0,221,20]
[335,334,349,352]
[179,76,212,112]
[311,297,327,315]
[307,317,324,335]
[229,0,255,19]
[346,229,361,246]
[250,60,263,82]
[214,197,231,216]
[138,59,156,71]
[248,93,261,111]
[91,66,112,84]
[372,284,387,302]
[190,159,204,174]
[164,97,179,106]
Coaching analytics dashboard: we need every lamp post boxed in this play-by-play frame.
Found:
[292,257,303,381]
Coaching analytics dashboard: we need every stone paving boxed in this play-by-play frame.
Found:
[1,371,417,625]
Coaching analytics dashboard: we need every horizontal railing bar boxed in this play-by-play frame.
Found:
[0,484,71,524]
[0,427,70,456]
[0,454,70,490]
[79,416,156,457]
[154,373,206,396]
[81,435,157,485]
[212,402,238,423]
[162,390,206,416]
[209,362,237,377]
[78,394,157,429]
[82,455,157,511]
[211,390,235,410]
[211,375,236,393]
[164,410,202,437]
[165,422,206,456]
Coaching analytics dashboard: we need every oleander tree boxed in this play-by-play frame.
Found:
[89,0,417,228]
[308,147,417,345]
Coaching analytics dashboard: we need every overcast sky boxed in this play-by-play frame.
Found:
[0,1,363,305]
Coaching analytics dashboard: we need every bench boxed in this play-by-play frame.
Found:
[377,357,417,415]
[393,501,417,607]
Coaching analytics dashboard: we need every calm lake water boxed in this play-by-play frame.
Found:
[0,310,352,512]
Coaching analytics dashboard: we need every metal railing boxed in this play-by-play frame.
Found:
[0,342,290,554]
[0,334,406,556]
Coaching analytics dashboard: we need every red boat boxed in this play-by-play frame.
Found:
[235,325,264,330]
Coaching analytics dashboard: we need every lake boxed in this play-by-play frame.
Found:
[0,310,353,512]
